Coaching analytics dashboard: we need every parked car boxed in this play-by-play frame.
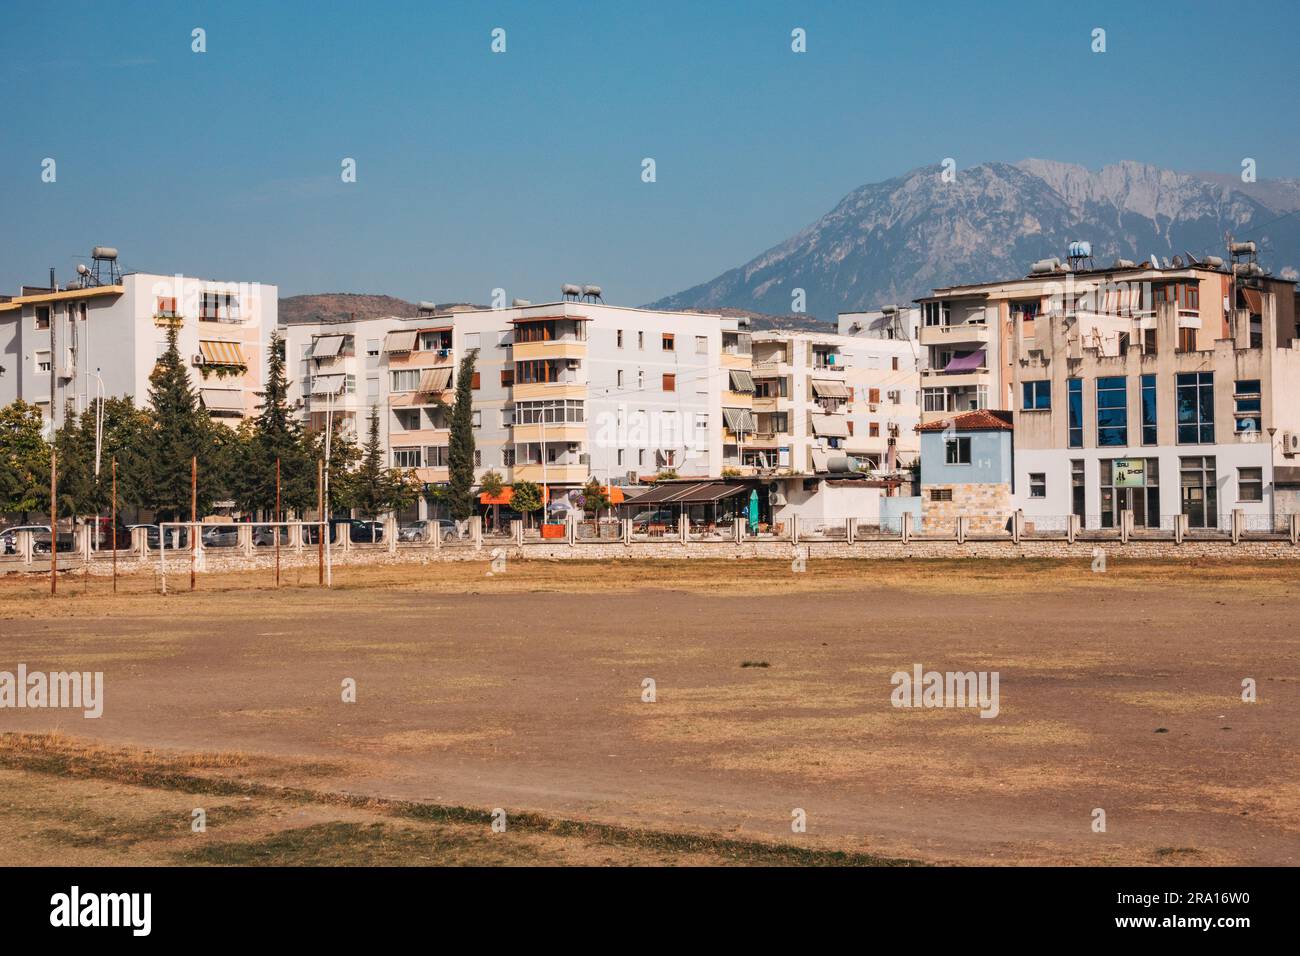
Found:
[126,524,189,550]
[203,525,279,548]
[348,520,385,544]
[1,525,50,555]
[397,519,457,542]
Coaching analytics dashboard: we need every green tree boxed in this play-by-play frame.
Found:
[136,323,223,519]
[580,477,610,536]
[511,480,543,528]
[479,469,505,532]
[0,400,50,519]
[447,348,479,520]
[232,331,315,517]
[344,406,416,522]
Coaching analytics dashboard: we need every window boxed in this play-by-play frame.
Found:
[1071,460,1086,528]
[1022,380,1051,410]
[662,373,676,392]
[473,450,482,467]
[616,369,624,387]
[891,357,899,371]
[929,488,953,502]
[1177,327,1197,352]
[923,388,950,413]
[637,331,644,350]
[662,333,675,351]
[390,369,420,392]
[1068,379,1083,448]
[869,422,879,438]
[695,335,708,354]
[500,407,515,427]
[546,445,559,464]
[470,372,481,390]
[463,333,480,350]
[1176,372,1214,444]
[617,449,624,467]
[1234,379,1261,434]
[514,400,585,424]
[1238,467,1263,502]
[502,448,515,467]
[392,447,421,468]
[425,446,449,467]
[367,377,379,398]
[471,411,481,428]
[616,330,624,348]
[1141,374,1157,445]
[637,370,645,390]
[500,368,514,387]
[156,297,178,318]
[497,329,512,348]
[35,350,51,373]
[366,339,379,357]
[200,292,240,321]
[1100,458,1161,529]
[868,388,881,404]
[35,307,50,330]
[922,302,948,327]
[1096,376,1127,447]
[1029,473,1046,498]
[945,437,971,465]
[638,449,645,466]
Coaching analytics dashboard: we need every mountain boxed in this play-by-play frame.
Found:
[278,293,487,325]
[648,160,1300,321]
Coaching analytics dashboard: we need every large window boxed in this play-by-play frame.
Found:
[515,400,584,425]
[1022,380,1051,410]
[945,437,971,465]
[1238,467,1263,502]
[1067,379,1083,448]
[1176,372,1214,444]
[390,369,421,392]
[1180,456,1217,528]
[392,447,421,468]
[1140,374,1157,445]
[1071,459,1086,528]
[1096,376,1127,447]
[1233,379,1261,434]
[1028,473,1046,498]
[922,302,950,327]
[923,388,950,413]
[1099,458,1160,529]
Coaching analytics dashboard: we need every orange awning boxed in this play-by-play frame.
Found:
[199,340,244,365]
[479,486,551,506]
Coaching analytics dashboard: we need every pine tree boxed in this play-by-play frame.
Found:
[447,348,479,520]
[138,323,221,519]
[0,400,51,519]
[234,331,314,517]
[346,406,414,521]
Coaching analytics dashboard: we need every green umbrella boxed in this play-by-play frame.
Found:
[747,489,760,533]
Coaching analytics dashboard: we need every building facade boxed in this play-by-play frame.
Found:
[0,269,276,430]
[750,329,921,474]
[918,409,1015,534]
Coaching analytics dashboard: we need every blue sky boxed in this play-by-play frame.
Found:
[3,0,1297,305]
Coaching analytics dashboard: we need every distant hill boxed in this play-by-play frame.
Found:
[278,293,487,325]
[649,159,1300,321]
[672,306,833,333]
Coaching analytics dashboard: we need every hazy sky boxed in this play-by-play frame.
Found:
[3,0,1297,306]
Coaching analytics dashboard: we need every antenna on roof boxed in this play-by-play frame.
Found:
[89,246,121,285]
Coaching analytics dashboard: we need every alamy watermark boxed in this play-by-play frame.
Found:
[0,664,103,718]
[891,664,999,718]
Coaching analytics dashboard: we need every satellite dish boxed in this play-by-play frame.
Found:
[1171,255,1184,268]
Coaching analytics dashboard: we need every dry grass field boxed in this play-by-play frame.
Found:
[1,558,1297,866]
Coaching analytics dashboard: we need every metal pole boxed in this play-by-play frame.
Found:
[318,458,324,587]
[275,456,281,588]
[190,455,197,591]
[111,458,117,594]
[50,449,57,596]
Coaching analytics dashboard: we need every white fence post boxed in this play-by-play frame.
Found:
[955,515,967,545]
[678,512,689,544]
[1067,513,1079,544]
[1231,508,1243,545]
[900,513,911,545]
[790,514,799,544]
[1174,513,1187,544]
[845,517,855,544]
[1291,513,1299,546]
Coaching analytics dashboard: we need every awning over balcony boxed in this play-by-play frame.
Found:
[199,340,244,366]
[811,378,850,399]
[810,414,849,438]
[943,349,986,372]
[384,330,419,353]
[722,407,756,433]
[728,369,755,393]
[199,388,244,412]
[309,374,345,396]
[311,335,345,358]
[418,367,453,392]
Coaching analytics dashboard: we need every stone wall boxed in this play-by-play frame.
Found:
[921,482,1013,534]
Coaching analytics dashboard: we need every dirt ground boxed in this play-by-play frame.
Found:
[1,558,1297,866]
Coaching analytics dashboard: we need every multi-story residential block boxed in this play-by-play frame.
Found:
[282,298,752,516]
[750,329,921,474]
[0,258,275,429]
[1005,259,1299,531]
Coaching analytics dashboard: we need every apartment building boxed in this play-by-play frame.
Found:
[0,257,275,430]
[749,329,921,474]
[1003,258,1299,531]
[282,298,751,513]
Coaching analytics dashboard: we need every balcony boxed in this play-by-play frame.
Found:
[512,381,586,401]
[920,366,990,391]
[387,349,454,368]
[512,339,587,362]
[511,463,589,484]
[511,422,586,443]
[919,322,991,347]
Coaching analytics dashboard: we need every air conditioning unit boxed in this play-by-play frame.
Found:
[1284,431,1300,456]
[771,491,787,505]
[192,354,206,366]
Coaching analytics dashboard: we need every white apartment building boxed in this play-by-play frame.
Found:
[750,329,921,474]
[0,264,276,430]
[282,299,753,514]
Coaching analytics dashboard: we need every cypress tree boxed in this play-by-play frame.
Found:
[447,348,479,521]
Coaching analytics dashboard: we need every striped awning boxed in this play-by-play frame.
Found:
[728,369,755,393]
[810,414,849,438]
[418,367,453,392]
[199,340,244,366]
[311,335,345,358]
[309,374,345,396]
[200,388,244,412]
[811,379,850,399]
[384,330,419,353]
[722,407,756,433]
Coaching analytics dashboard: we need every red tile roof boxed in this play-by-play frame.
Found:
[917,409,1014,433]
